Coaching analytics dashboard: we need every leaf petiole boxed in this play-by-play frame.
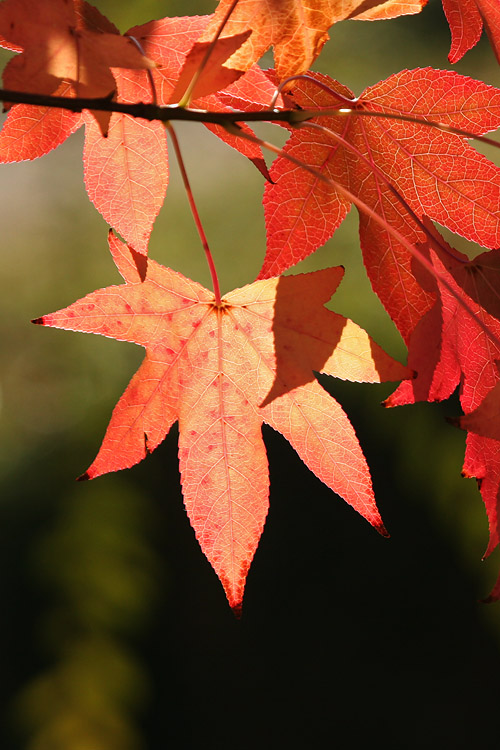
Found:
[177,0,242,108]
[166,123,222,305]
[270,73,358,109]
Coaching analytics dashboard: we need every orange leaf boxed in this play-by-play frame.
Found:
[200,0,426,79]
[442,0,500,63]
[0,0,155,99]
[82,68,168,256]
[0,80,83,161]
[33,233,410,610]
[170,30,252,102]
[0,13,271,243]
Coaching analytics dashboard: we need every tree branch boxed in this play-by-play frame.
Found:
[0,87,298,124]
[1,88,499,150]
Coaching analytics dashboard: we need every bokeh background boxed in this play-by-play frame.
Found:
[2,1,500,747]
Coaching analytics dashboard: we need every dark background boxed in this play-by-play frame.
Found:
[1,1,500,747]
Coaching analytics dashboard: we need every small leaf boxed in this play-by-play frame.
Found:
[170,30,252,102]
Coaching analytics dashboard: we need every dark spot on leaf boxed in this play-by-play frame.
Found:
[130,248,148,281]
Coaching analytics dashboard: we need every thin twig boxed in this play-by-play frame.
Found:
[178,0,241,107]
[270,74,357,108]
[166,123,222,305]
[1,87,499,149]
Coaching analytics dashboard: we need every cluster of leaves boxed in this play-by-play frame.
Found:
[1,0,500,611]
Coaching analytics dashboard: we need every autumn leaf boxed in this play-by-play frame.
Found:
[81,74,168,257]
[200,0,427,80]
[261,68,500,342]
[0,12,270,253]
[169,30,252,103]
[442,0,500,63]
[81,14,270,253]
[0,0,154,100]
[33,232,409,610]
[125,15,272,175]
[459,377,500,441]
[0,80,83,161]
[384,226,500,599]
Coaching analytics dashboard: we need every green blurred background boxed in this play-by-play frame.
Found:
[2,1,500,747]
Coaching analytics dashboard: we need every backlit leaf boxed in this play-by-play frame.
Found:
[33,232,410,610]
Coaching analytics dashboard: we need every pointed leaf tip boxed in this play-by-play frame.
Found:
[480,595,497,604]
[31,317,45,325]
[377,523,390,538]
[77,471,90,482]
[480,571,500,604]
[232,603,243,619]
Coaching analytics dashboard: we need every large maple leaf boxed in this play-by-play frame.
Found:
[261,68,500,343]
[33,232,409,610]
[385,227,500,599]
[0,11,271,255]
[442,0,500,63]
[200,0,427,80]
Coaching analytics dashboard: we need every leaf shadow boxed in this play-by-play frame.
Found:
[260,271,346,407]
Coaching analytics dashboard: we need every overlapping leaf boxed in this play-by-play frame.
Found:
[442,0,500,63]
[0,0,154,99]
[200,0,426,80]
[33,232,409,609]
[0,10,270,253]
[385,227,500,598]
[261,68,500,342]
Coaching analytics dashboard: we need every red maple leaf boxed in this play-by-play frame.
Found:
[33,232,410,610]
[199,0,427,80]
[0,11,271,253]
[384,226,500,599]
[442,0,500,63]
[261,68,500,343]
